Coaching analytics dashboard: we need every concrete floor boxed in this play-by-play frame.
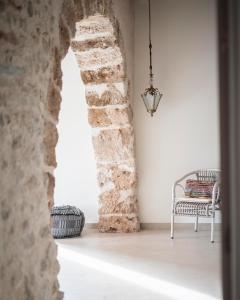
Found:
[57,227,222,300]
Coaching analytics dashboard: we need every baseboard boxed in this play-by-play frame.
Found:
[85,223,98,229]
[140,223,221,230]
[85,223,221,230]
[140,223,170,230]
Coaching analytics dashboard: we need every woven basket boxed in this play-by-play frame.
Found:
[185,180,215,198]
[51,205,85,239]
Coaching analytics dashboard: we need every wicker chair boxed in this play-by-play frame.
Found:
[171,169,221,242]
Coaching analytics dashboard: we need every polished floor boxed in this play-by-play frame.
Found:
[57,226,222,300]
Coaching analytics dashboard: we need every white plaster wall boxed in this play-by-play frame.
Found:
[55,49,99,222]
[133,0,220,223]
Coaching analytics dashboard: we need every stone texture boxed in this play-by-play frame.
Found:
[52,48,63,89]
[97,163,137,190]
[92,127,135,162]
[98,215,140,233]
[72,15,138,233]
[59,16,71,58]
[99,191,137,214]
[73,11,138,235]
[47,85,62,122]
[86,83,128,106]
[81,64,125,84]
[75,15,113,36]
[97,163,138,228]
[88,107,132,127]
[75,47,122,69]
[47,172,55,209]
[71,36,115,52]
[43,121,58,168]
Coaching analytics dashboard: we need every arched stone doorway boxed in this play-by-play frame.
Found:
[45,14,139,233]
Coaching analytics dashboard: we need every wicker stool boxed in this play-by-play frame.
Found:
[51,205,85,239]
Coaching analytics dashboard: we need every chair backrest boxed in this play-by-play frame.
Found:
[196,169,221,203]
[196,170,220,183]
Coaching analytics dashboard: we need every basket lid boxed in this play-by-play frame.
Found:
[51,205,83,216]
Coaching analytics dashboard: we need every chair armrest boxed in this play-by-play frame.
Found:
[172,183,185,205]
[172,170,199,199]
[212,181,221,205]
[175,183,185,194]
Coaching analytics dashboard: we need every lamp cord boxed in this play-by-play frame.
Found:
[148,0,153,85]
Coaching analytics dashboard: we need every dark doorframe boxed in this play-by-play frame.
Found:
[218,0,240,299]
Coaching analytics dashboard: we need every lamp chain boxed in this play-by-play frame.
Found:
[148,0,153,86]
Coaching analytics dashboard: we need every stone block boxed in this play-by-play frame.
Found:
[92,127,134,162]
[98,215,140,233]
[88,107,131,128]
[75,47,122,69]
[81,64,125,84]
[99,191,138,214]
[75,16,113,36]
[71,36,115,52]
[97,163,137,190]
[86,83,128,106]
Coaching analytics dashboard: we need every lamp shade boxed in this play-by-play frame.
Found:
[141,86,163,117]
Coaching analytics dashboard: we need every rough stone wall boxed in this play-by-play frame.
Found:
[0,1,64,299]
[0,1,65,299]
[0,1,138,299]
[70,15,139,232]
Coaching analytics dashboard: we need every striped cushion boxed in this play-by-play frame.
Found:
[185,180,215,198]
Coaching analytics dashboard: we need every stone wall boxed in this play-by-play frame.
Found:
[0,1,138,299]
[70,15,139,232]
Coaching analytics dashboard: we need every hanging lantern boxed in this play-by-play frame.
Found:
[141,0,163,117]
[142,85,162,117]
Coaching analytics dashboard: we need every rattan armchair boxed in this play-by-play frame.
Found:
[171,169,221,242]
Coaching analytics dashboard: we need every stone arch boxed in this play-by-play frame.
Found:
[1,1,138,299]
[44,7,140,233]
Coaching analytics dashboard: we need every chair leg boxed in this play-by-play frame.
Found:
[171,214,174,239]
[194,216,198,232]
[211,215,214,243]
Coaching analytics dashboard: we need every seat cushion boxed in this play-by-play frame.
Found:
[176,197,212,203]
[175,200,212,217]
[50,205,85,239]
